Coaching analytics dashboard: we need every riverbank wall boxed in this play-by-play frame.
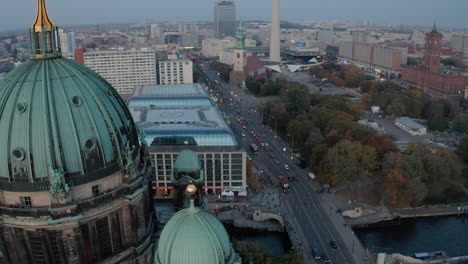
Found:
[348,204,467,228]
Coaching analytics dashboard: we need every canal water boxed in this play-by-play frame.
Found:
[355,216,468,257]
[225,225,292,256]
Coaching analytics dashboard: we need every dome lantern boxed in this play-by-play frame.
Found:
[30,0,61,59]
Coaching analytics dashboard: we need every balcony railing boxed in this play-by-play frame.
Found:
[0,205,50,218]
[0,179,145,220]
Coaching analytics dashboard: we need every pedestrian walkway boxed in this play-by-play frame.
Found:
[318,189,374,264]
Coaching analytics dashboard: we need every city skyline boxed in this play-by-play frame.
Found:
[1,0,468,32]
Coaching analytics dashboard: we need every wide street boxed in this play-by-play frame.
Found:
[197,60,370,264]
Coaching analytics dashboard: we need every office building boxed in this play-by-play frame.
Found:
[159,59,193,85]
[214,1,236,38]
[77,49,161,96]
[128,84,248,196]
[0,0,154,263]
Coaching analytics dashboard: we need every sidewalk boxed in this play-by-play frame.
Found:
[318,191,374,264]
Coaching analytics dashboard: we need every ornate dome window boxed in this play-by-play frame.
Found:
[12,149,25,161]
[84,139,96,150]
[17,103,27,113]
[72,96,82,106]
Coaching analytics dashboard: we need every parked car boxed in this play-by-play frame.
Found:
[329,240,337,249]
[284,164,289,170]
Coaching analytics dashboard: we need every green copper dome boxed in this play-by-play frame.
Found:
[174,150,201,172]
[155,202,241,264]
[0,57,139,188]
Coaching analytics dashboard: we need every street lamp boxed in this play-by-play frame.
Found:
[272,116,278,138]
[287,133,294,153]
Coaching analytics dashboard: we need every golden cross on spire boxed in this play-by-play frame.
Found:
[32,0,55,32]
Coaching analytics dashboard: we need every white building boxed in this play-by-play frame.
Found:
[159,59,193,85]
[58,29,76,53]
[395,117,427,136]
[82,49,158,95]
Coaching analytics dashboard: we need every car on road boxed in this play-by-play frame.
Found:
[275,160,280,165]
[311,248,321,260]
[284,164,289,170]
[241,133,246,137]
[287,176,299,181]
[322,253,331,263]
[269,154,275,158]
[257,139,261,142]
[329,240,337,249]
[242,125,247,129]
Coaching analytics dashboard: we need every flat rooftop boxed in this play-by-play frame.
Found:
[128,84,238,147]
[132,83,207,99]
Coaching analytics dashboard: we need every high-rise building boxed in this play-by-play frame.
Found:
[78,49,163,96]
[214,1,236,38]
[0,0,155,263]
[58,29,76,53]
[451,34,468,53]
[159,59,194,85]
[269,0,281,62]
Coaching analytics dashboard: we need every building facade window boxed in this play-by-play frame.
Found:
[20,196,32,207]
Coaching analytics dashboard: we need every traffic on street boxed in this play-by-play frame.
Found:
[195,57,366,264]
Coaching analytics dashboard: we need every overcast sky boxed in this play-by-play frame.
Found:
[1,0,467,31]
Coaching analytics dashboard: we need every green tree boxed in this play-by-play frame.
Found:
[457,136,468,163]
[321,140,378,184]
[273,254,305,264]
[387,97,407,116]
[287,119,314,151]
[281,85,310,114]
[233,241,273,264]
[453,113,468,133]
[424,150,461,183]
[425,100,449,131]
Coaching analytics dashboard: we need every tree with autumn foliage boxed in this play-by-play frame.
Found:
[361,134,398,161]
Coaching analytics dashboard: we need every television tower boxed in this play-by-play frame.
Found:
[269,0,281,62]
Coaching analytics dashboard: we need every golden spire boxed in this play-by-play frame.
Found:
[32,0,55,32]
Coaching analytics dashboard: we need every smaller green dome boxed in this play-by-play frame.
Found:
[174,150,201,172]
[155,202,241,264]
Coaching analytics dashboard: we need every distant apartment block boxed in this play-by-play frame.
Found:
[338,41,408,71]
[451,34,468,53]
[351,31,369,44]
[58,29,76,53]
[159,60,193,85]
[76,49,163,95]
